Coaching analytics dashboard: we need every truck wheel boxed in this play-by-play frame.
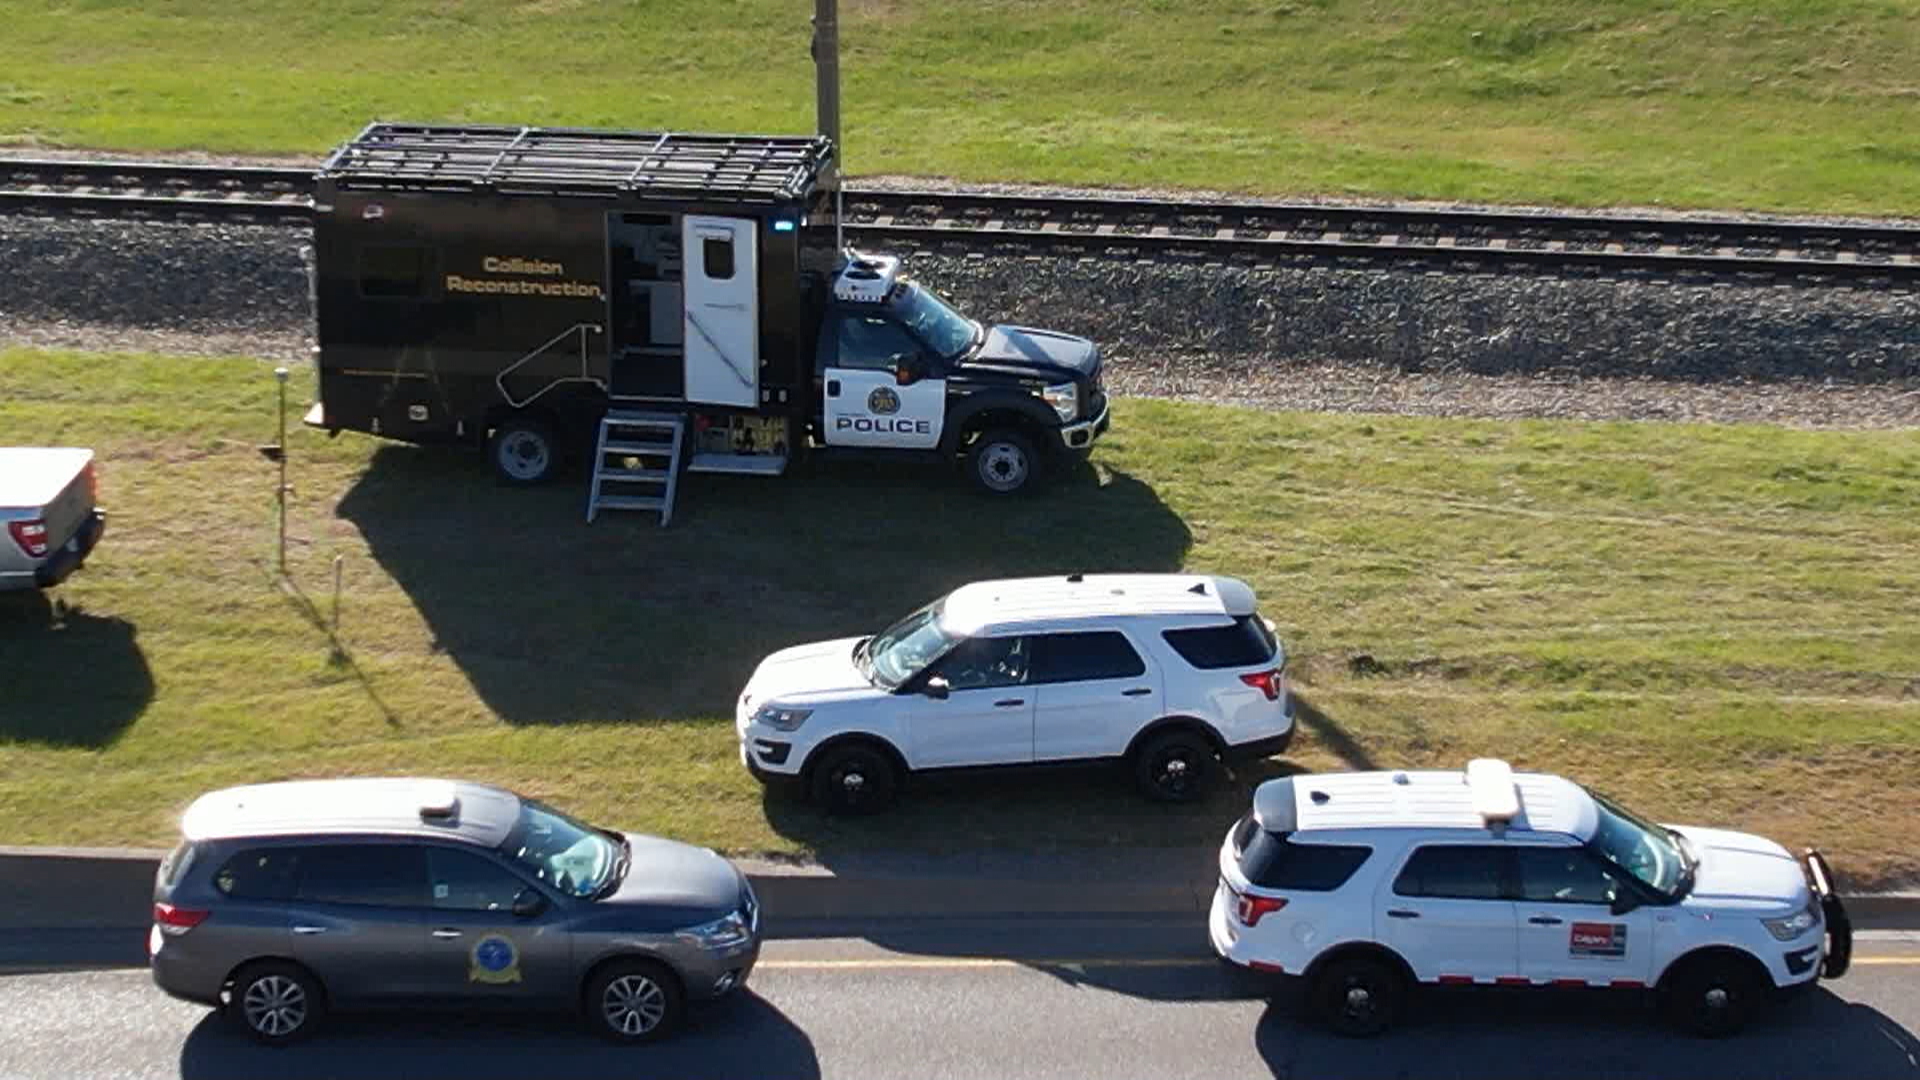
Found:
[489,416,560,486]
[1133,728,1216,802]
[966,428,1039,496]
[1309,955,1404,1037]
[809,742,900,815]
[1661,954,1762,1037]
[228,960,326,1045]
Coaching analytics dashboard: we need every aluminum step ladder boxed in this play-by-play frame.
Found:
[587,410,685,526]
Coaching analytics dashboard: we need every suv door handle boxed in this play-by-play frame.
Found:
[291,925,327,935]
[1386,909,1421,919]
[994,698,1025,708]
[431,928,463,939]
[826,379,841,397]
[1527,915,1564,926]
[1121,688,1152,697]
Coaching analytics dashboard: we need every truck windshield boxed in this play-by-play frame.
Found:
[1584,789,1688,899]
[498,799,618,899]
[861,598,962,690]
[890,284,979,361]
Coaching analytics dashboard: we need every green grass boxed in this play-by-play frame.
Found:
[3,1,1920,214]
[2,346,1919,887]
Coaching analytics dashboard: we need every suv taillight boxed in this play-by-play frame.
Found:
[8,519,49,558]
[83,461,98,504]
[1239,668,1283,701]
[154,903,210,936]
[1234,891,1288,926]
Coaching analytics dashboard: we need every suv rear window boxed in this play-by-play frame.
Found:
[1162,616,1277,670]
[159,840,198,890]
[1233,818,1371,891]
[214,848,300,901]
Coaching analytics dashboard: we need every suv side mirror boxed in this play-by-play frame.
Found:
[1609,891,1639,916]
[923,674,950,700]
[893,354,924,386]
[512,887,549,918]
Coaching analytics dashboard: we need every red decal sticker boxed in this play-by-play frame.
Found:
[1436,975,1475,985]
[1495,977,1531,986]
[1569,921,1629,958]
[1552,978,1588,988]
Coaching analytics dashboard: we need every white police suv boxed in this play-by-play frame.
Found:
[1210,759,1852,1037]
[735,573,1295,813]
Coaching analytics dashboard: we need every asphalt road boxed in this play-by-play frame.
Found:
[1,918,1917,1080]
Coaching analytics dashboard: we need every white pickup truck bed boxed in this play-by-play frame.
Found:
[1,447,106,591]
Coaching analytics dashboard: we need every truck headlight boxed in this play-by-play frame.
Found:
[677,911,752,950]
[1763,899,1821,941]
[752,703,813,732]
[1043,382,1079,422]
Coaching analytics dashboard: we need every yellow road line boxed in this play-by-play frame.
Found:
[760,956,1920,971]
[760,958,1215,971]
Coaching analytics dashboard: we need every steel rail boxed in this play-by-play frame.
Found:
[3,157,1916,285]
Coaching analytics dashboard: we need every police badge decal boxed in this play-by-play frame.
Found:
[469,934,523,984]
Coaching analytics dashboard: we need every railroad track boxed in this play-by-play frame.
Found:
[5,157,1918,287]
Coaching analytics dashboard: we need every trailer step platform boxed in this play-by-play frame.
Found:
[588,410,685,526]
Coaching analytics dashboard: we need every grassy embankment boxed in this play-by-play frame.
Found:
[1,0,1917,214]
[2,348,1917,885]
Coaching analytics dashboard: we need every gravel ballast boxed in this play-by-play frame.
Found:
[2,212,1917,428]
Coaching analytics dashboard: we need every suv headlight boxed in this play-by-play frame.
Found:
[1763,898,1821,941]
[677,911,752,950]
[1042,382,1079,422]
[752,703,812,732]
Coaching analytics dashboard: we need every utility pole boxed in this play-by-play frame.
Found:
[812,0,842,191]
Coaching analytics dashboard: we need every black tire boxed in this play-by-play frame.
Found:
[586,958,686,1044]
[488,415,561,486]
[1309,955,1405,1038]
[965,428,1041,496]
[1133,728,1217,803]
[227,960,325,1046]
[1661,954,1763,1037]
[808,741,900,815]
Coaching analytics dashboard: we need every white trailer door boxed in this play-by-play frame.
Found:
[682,215,759,407]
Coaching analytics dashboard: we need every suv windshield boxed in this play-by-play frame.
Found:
[1585,789,1689,899]
[498,799,619,899]
[859,597,962,690]
[889,284,979,361]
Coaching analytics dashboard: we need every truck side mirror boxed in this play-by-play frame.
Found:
[1609,891,1639,916]
[893,354,924,386]
[923,674,950,700]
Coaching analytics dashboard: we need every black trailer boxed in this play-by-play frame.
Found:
[306,122,1110,523]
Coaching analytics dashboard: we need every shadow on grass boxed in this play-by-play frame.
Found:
[261,563,400,728]
[1293,692,1377,772]
[0,592,152,747]
[335,446,1193,725]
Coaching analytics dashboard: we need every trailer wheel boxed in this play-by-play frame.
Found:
[489,416,560,486]
[965,428,1039,496]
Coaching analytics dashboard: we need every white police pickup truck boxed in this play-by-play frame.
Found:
[1210,759,1852,1037]
[1,447,105,592]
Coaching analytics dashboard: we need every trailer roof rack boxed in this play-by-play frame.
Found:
[318,122,834,204]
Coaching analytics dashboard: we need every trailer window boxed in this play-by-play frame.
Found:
[702,236,736,281]
[359,245,432,299]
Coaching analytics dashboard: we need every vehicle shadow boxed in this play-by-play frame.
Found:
[1252,984,1920,1079]
[176,991,820,1080]
[0,592,152,747]
[333,446,1192,725]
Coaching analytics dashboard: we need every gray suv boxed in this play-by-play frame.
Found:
[150,778,761,1045]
